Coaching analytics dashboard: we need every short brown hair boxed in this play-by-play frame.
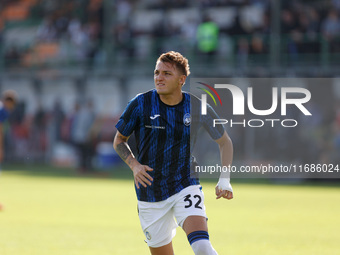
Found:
[2,90,17,104]
[157,51,190,76]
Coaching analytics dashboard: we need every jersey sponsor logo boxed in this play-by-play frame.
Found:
[183,113,191,126]
[145,125,165,129]
[150,114,160,120]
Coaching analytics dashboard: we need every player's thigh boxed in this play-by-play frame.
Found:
[138,201,177,248]
[173,185,207,229]
[149,241,174,255]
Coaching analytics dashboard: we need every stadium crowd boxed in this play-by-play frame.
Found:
[1,0,340,170]
[1,0,340,67]
[5,97,117,172]
[3,84,340,170]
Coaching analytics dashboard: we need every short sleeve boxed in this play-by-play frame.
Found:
[115,96,140,137]
[202,104,225,140]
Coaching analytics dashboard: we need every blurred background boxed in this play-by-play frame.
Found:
[1,0,340,174]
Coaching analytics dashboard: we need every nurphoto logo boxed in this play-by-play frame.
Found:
[197,80,312,128]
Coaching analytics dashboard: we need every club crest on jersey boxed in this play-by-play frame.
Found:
[145,231,152,240]
[183,113,191,126]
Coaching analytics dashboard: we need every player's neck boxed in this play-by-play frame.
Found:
[159,90,183,106]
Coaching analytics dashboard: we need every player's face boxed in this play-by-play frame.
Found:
[154,61,186,96]
[4,99,15,112]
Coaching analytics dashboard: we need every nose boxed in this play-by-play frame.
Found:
[156,73,164,81]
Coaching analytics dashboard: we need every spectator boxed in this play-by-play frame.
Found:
[249,35,266,55]
[236,37,249,70]
[332,0,340,11]
[114,22,135,59]
[321,10,340,40]
[5,46,21,68]
[0,90,17,164]
[227,11,248,35]
[322,10,340,52]
[306,7,320,36]
[31,103,48,161]
[50,99,65,142]
[69,21,90,63]
[196,15,219,57]
[0,90,17,210]
[180,18,198,50]
[281,9,298,35]
[36,16,58,42]
[116,0,132,24]
[70,100,96,173]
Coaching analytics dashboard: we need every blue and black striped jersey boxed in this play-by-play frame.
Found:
[0,102,9,123]
[116,89,224,202]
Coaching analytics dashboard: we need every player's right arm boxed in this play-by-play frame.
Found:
[113,131,153,189]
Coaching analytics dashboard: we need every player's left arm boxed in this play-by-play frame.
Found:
[214,130,233,200]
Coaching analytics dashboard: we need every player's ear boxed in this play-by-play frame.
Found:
[180,75,186,86]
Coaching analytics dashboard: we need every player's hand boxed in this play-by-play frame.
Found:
[215,179,233,200]
[215,187,233,200]
[132,164,153,189]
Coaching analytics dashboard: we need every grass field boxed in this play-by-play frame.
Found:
[0,165,339,255]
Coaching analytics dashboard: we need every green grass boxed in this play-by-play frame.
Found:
[0,165,339,255]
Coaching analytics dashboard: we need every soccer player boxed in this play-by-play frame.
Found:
[0,90,17,210]
[113,51,233,255]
